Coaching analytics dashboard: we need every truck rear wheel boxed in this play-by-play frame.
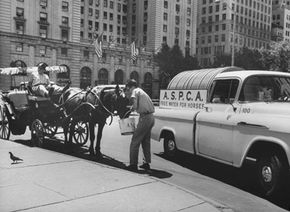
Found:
[256,153,286,198]
[163,135,177,158]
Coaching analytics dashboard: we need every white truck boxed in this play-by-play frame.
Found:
[152,67,290,198]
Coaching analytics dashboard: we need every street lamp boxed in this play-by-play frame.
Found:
[215,0,236,66]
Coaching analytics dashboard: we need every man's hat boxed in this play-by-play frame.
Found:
[126,79,138,88]
[37,63,47,69]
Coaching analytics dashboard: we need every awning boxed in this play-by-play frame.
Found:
[0,66,68,75]
[167,66,244,90]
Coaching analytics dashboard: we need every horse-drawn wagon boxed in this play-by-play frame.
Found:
[0,65,89,147]
[0,65,130,158]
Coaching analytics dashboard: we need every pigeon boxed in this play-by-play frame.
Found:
[9,152,23,164]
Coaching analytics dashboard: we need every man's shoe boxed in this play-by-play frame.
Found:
[139,163,150,170]
[126,164,138,172]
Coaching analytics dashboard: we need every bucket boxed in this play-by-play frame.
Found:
[118,117,136,135]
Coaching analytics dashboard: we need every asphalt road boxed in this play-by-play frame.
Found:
[10,116,290,212]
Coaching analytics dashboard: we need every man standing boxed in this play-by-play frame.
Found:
[125,79,155,171]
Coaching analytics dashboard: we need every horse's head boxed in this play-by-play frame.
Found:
[98,85,131,119]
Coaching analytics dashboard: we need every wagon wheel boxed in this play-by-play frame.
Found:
[31,119,45,147]
[72,121,89,146]
[43,123,58,137]
[0,105,10,140]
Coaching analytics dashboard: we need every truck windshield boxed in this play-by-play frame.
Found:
[239,75,290,102]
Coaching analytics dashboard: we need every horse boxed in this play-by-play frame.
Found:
[50,85,130,158]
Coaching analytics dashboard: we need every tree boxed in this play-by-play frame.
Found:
[182,55,200,71]
[260,41,290,72]
[212,53,231,67]
[235,47,265,70]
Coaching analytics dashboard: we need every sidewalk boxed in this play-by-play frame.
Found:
[0,139,233,212]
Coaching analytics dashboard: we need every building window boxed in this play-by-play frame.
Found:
[80,67,92,88]
[176,4,180,13]
[117,3,121,12]
[39,26,47,38]
[98,68,108,85]
[110,1,114,9]
[88,20,93,30]
[144,12,148,22]
[61,29,68,41]
[62,16,68,26]
[103,11,107,19]
[163,25,167,32]
[95,22,99,31]
[187,19,191,26]
[104,0,108,7]
[89,8,93,16]
[83,50,89,60]
[16,22,24,34]
[96,0,100,6]
[95,10,99,19]
[89,0,93,5]
[162,36,167,43]
[61,48,68,56]
[175,16,180,25]
[103,23,107,31]
[16,43,23,52]
[164,0,168,9]
[187,7,191,16]
[164,12,168,21]
[110,13,113,21]
[16,7,24,18]
[39,45,46,55]
[40,0,47,8]
[62,1,69,12]
[40,12,47,22]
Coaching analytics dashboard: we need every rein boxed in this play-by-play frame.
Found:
[87,90,114,125]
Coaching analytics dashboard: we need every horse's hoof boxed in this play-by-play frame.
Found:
[95,152,103,160]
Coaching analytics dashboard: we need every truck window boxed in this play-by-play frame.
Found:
[210,79,239,104]
[239,75,287,102]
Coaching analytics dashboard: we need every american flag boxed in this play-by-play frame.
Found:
[93,32,103,58]
[130,41,139,61]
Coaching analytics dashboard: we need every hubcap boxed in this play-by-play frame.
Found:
[262,166,272,183]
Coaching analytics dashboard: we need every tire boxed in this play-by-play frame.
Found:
[31,119,45,147]
[256,153,286,198]
[163,135,177,158]
[0,106,10,140]
[72,121,89,146]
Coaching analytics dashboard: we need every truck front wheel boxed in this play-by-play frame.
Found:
[163,135,177,158]
[256,153,286,198]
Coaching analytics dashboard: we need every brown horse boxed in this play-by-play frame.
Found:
[50,85,130,158]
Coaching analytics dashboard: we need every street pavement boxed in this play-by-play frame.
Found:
[0,138,233,212]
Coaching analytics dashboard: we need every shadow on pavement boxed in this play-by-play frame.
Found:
[10,138,172,179]
[155,151,290,211]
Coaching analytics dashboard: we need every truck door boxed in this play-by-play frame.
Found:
[195,79,240,163]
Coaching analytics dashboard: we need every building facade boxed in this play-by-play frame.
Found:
[0,0,158,98]
[272,0,290,42]
[197,0,272,67]
[126,0,198,56]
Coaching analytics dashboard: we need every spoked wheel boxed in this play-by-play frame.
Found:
[0,106,10,140]
[43,123,58,137]
[72,121,89,146]
[31,119,45,147]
